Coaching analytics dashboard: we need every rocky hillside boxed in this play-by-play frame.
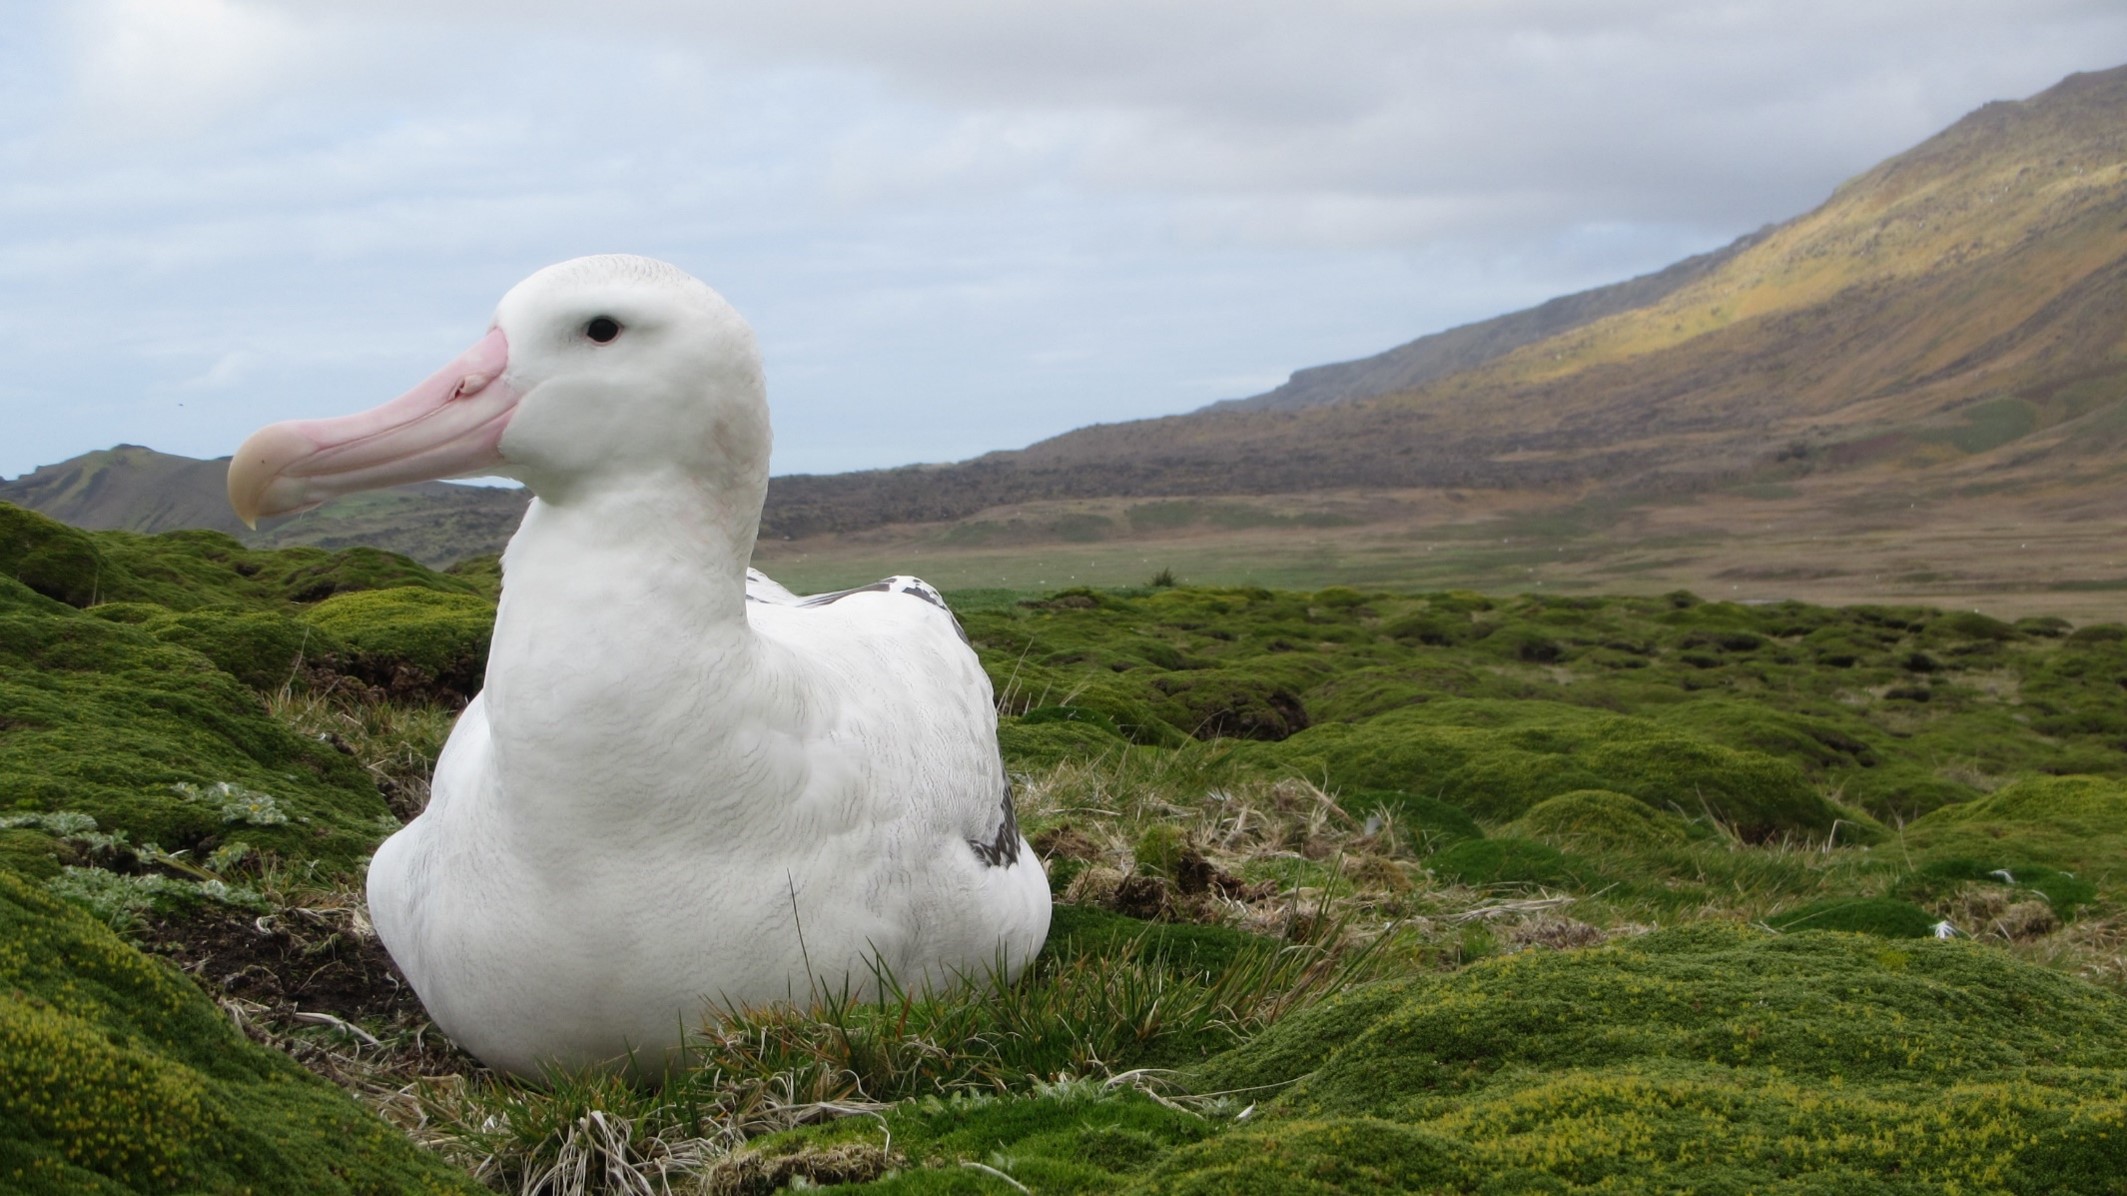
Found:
[0,444,242,534]
[1202,227,1768,415]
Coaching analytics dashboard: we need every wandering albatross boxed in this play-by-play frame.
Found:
[226,255,1051,1079]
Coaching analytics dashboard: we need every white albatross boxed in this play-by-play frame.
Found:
[226,255,1050,1079]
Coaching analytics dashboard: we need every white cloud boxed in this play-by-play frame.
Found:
[50,3,2127,233]
[201,0,2127,246]
[63,0,319,139]
[176,349,258,391]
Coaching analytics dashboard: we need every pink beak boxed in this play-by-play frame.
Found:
[227,328,519,528]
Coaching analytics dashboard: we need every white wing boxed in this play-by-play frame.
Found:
[744,567,802,605]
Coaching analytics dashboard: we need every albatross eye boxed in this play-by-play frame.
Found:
[586,316,621,343]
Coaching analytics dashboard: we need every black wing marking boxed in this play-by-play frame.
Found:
[798,579,894,607]
[798,575,970,645]
[968,769,1022,868]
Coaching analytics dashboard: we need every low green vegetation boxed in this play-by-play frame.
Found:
[0,593,393,876]
[1925,395,2042,455]
[973,583,2127,835]
[4,498,2127,1193]
[737,926,2127,1193]
[0,870,477,1194]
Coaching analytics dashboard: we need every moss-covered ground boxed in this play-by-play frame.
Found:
[736,928,2127,1193]
[6,499,2127,1192]
[0,871,477,1194]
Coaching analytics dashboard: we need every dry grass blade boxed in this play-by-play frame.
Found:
[288,1008,384,1048]
[959,1159,1031,1192]
[265,681,457,821]
[1443,894,1577,924]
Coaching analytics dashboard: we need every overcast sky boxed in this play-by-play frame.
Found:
[3,2,2123,481]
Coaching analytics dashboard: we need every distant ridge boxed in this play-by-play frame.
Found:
[1202,227,1770,415]
[0,445,249,536]
[0,445,528,567]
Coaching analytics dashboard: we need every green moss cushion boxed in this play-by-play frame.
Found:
[1338,788,1483,850]
[1578,736,1845,841]
[1427,837,1601,890]
[301,588,495,701]
[758,925,2127,1192]
[0,504,111,608]
[143,607,344,692]
[0,576,71,618]
[1911,774,2127,837]
[1236,925,2127,1106]
[1906,774,2127,881]
[1511,789,1693,848]
[0,610,393,871]
[1129,1118,1481,1195]
[1837,762,1979,823]
[1766,896,1938,938]
[1179,925,2127,1192]
[1044,905,1273,977]
[1269,700,1861,839]
[1148,670,1311,742]
[999,717,1132,770]
[0,872,479,1195]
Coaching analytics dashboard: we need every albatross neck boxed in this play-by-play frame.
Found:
[491,466,765,693]
[497,470,760,645]
[474,466,799,838]
[480,471,774,832]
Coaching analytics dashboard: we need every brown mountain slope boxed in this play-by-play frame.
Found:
[764,64,2127,538]
[1203,228,1768,415]
[0,445,250,535]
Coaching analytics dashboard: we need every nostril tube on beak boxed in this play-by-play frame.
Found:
[225,326,516,527]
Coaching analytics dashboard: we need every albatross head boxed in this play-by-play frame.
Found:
[227,255,768,525]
